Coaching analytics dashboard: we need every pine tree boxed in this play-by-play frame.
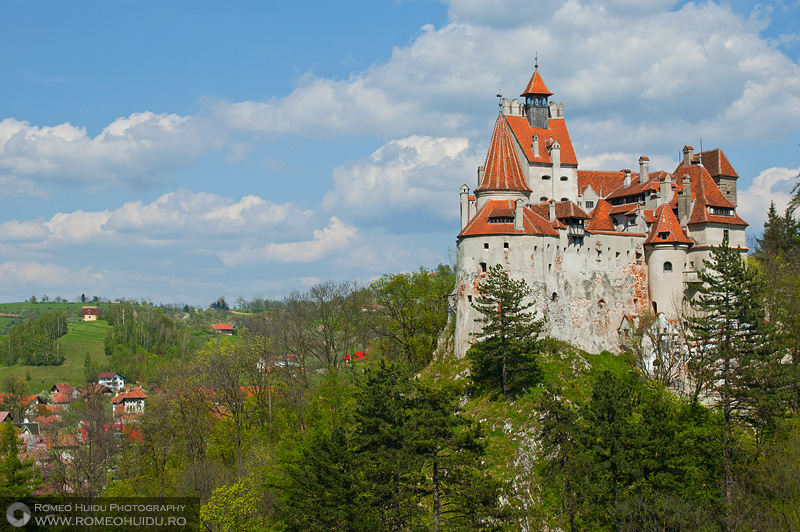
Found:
[0,423,39,498]
[468,264,544,398]
[686,240,783,530]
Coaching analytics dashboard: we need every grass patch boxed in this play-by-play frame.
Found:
[0,320,110,394]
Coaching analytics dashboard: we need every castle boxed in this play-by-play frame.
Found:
[454,67,748,356]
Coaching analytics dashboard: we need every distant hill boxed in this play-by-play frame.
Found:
[0,319,111,394]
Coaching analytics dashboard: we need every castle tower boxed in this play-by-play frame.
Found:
[521,65,553,130]
[644,206,692,317]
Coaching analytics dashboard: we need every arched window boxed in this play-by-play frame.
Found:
[598,298,606,308]
[540,196,548,202]
[664,261,673,272]
[542,175,551,180]
[560,197,568,202]
[560,176,568,181]
[551,292,558,302]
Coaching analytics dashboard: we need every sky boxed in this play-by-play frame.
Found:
[1,0,799,307]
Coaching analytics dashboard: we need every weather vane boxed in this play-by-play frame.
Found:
[497,91,503,106]
[535,52,539,69]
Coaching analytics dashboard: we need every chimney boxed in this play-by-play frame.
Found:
[678,174,692,224]
[639,156,650,182]
[460,185,470,230]
[501,98,511,115]
[682,145,694,167]
[635,203,647,233]
[477,165,484,187]
[515,199,524,230]
[549,200,556,223]
[532,135,539,158]
[659,174,673,206]
[623,169,631,187]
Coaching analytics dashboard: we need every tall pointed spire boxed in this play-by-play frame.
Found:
[521,65,552,129]
[475,115,531,193]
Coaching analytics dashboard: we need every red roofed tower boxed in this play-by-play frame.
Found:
[644,206,692,317]
[521,64,553,129]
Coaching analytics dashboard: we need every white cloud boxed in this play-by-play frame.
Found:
[0,112,219,193]
[322,135,480,229]
[0,262,103,288]
[221,216,359,265]
[737,166,800,231]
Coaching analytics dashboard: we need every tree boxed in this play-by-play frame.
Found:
[468,264,544,398]
[29,295,37,304]
[369,264,455,370]
[210,297,229,311]
[0,423,39,498]
[1,374,30,422]
[686,240,784,530]
[81,293,87,303]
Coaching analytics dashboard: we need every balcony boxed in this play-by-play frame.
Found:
[683,270,701,286]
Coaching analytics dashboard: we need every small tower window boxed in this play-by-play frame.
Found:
[561,197,568,202]
[503,242,509,249]
[664,261,673,272]
[723,229,729,242]
[551,292,558,302]
[540,196,548,202]
[560,176,568,181]
[479,262,487,274]
[598,298,606,308]
[484,243,489,249]
[542,175,551,180]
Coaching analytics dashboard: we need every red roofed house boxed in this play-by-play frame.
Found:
[212,323,234,335]
[455,66,747,356]
[112,387,148,416]
[81,306,101,321]
[96,372,126,393]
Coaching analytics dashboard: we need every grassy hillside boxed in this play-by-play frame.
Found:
[0,301,109,335]
[425,340,634,480]
[0,320,111,394]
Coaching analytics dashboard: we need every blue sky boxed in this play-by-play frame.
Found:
[1,0,798,306]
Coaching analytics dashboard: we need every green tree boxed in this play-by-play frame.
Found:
[686,240,783,530]
[0,423,39,497]
[369,264,455,370]
[1,374,30,421]
[468,264,544,398]
[210,297,229,311]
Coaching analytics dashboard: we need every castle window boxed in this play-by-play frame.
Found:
[542,175,551,180]
[664,261,673,272]
[503,242,509,249]
[540,196,548,202]
[468,295,472,303]
[489,216,514,224]
[598,298,606,308]
[723,229,729,242]
[484,243,489,249]
[560,176,568,181]
[585,201,594,209]
[561,197,568,202]
[479,262,487,274]
[659,231,669,240]
[551,292,558,301]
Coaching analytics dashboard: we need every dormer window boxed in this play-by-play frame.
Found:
[659,231,669,240]
[709,206,733,216]
[488,216,514,224]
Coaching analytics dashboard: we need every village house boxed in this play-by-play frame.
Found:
[112,387,148,416]
[81,306,102,321]
[454,66,747,356]
[96,372,126,393]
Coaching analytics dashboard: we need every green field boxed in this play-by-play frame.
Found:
[0,301,109,335]
[0,320,111,394]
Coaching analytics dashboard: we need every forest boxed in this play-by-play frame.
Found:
[1,199,800,531]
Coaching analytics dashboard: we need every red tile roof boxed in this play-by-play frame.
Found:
[699,148,738,178]
[458,199,558,238]
[645,205,693,245]
[506,115,578,166]
[212,323,234,331]
[52,383,73,394]
[112,387,148,404]
[97,372,123,380]
[586,199,617,232]
[52,393,71,404]
[578,170,628,197]
[520,69,553,97]
[474,115,531,193]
